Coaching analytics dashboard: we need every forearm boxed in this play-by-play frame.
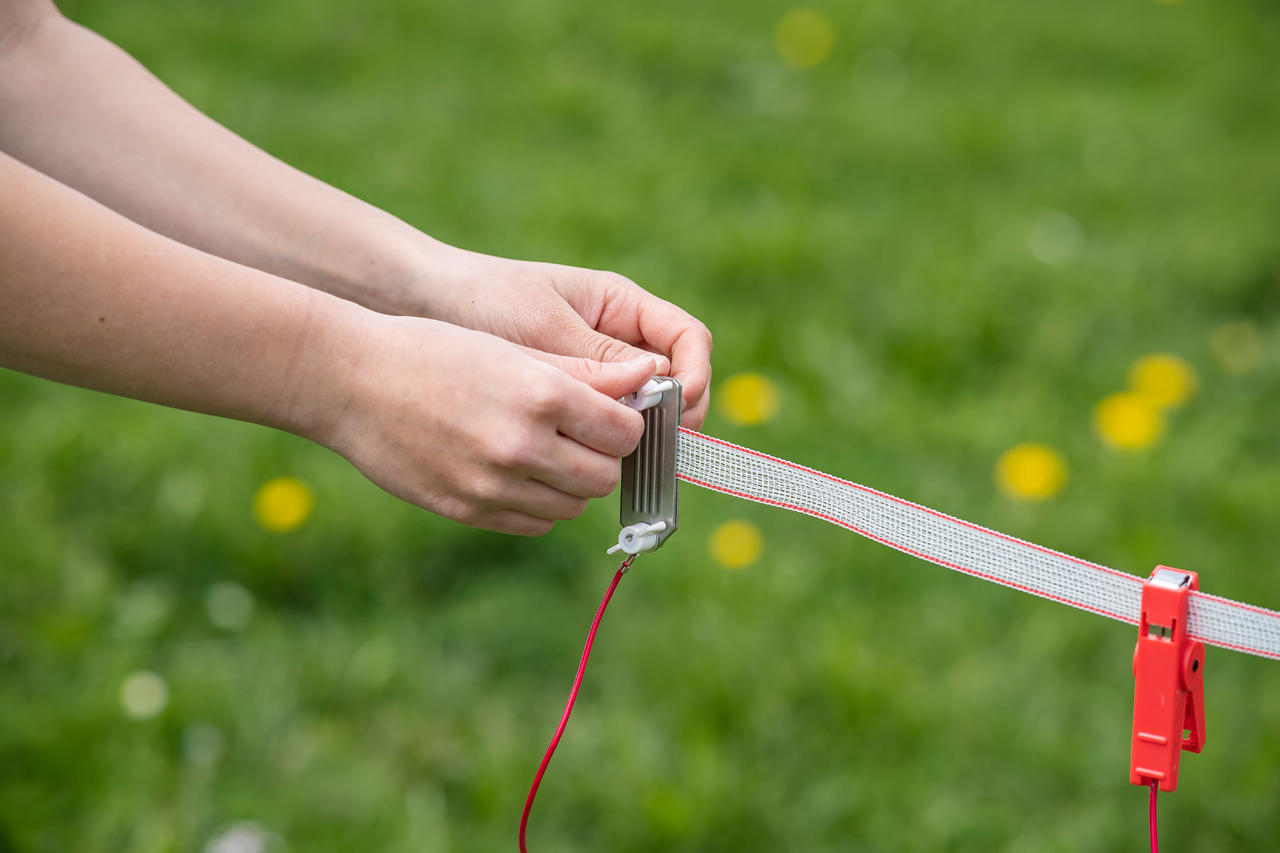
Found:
[0,149,357,437]
[0,2,715,426]
[0,2,444,316]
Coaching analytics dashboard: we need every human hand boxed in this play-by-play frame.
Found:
[0,7,710,429]
[413,248,713,428]
[303,312,655,535]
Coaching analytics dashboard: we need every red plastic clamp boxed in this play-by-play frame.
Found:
[1129,566,1205,792]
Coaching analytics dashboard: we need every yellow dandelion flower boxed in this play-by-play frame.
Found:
[1094,392,1164,450]
[718,373,781,426]
[995,443,1067,502]
[253,476,314,533]
[709,520,764,570]
[1208,321,1263,375]
[1128,353,1197,409]
[775,9,835,69]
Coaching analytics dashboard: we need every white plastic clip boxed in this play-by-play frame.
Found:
[607,521,669,556]
[622,378,676,412]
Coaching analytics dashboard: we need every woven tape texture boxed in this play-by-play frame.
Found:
[676,429,1280,661]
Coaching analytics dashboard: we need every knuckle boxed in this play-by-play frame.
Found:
[594,269,638,292]
[573,354,606,378]
[525,377,565,417]
[467,473,506,505]
[563,497,590,520]
[446,499,483,527]
[622,411,645,451]
[591,466,621,498]
[678,320,713,359]
[486,432,537,470]
[699,321,714,348]
[587,335,630,363]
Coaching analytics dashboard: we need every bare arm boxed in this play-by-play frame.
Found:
[0,0,436,314]
[0,147,349,430]
[0,1,713,423]
[0,149,652,534]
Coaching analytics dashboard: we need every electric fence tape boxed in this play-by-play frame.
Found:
[675,428,1280,661]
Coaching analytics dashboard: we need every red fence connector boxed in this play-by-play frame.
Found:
[1130,566,1205,792]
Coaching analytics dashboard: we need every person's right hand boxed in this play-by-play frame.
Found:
[302,313,654,535]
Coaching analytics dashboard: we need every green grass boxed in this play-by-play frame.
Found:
[3,0,1280,849]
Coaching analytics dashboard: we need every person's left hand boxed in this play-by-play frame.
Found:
[412,247,713,428]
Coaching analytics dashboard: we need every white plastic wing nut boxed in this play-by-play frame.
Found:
[607,521,669,556]
[622,378,676,412]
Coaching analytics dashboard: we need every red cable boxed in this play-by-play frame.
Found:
[519,556,633,853]
[521,555,1170,853]
[1148,780,1159,853]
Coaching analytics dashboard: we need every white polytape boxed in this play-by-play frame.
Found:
[675,429,1280,661]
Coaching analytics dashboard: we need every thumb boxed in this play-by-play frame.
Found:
[561,323,672,376]
[527,350,657,399]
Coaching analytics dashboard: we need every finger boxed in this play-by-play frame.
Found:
[531,297,674,375]
[493,476,591,521]
[575,328,672,375]
[548,377,645,459]
[513,353,645,456]
[533,435,621,499]
[557,392,645,458]
[575,275,712,420]
[642,306,713,420]
[541,310,709,429]
[471,509,556,537]
[681,386,710,431]
[524,348,657,401]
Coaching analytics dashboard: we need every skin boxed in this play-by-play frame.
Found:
[0,0,713,534]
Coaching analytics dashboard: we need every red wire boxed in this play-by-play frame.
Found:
[1148,780,1159,853]
[519,556,632,853]
[520,560,1171,852]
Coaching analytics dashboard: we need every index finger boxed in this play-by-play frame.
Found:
[635,298,713,425]
[553,377,646,459]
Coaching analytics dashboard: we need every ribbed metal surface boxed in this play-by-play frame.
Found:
[631,407,664,515]
[618,378,681,550]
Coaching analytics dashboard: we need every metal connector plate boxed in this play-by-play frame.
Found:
[618,376,681,553]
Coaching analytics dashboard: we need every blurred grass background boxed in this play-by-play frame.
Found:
[3,0,1280,849]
